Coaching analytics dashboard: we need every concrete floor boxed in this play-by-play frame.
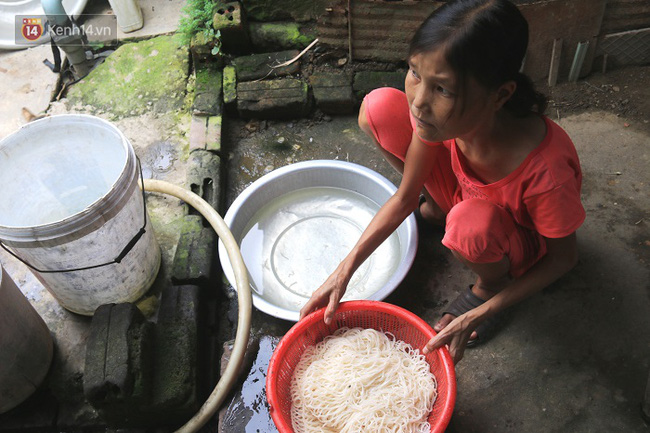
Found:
[221,111,650,432]
[1,7,649,431]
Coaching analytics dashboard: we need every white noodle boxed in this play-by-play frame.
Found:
[290,327,437,433]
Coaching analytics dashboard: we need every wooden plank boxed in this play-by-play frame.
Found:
[548,38,562,87]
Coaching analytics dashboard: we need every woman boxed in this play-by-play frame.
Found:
[300,0,585,363]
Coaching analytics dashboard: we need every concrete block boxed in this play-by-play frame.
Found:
[193,67,223,116]
[232,50,301,82]
[223,65,237,106]
[309,72,356,115]
[149,285,201,420]
[249,22,316,51]
[83,303,154,424]
[187,149,221,210]
[212,2,251,54]
[237,78,311,119]
[189,115,222,152]
[352,71,405,98]
[171,215,216,285]
[206,116,222,152]
[189,115,207,151]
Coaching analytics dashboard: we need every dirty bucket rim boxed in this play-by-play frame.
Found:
[0,114,136,243]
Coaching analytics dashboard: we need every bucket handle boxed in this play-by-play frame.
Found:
[0,158,149,274]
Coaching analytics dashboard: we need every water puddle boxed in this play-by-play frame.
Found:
[141,140,177,178]
[222,336,279,432]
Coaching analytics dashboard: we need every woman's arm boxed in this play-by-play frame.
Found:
[424,232,579,362]
[299,133,440,323]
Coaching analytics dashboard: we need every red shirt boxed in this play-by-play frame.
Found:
[447,116,585,238]
[411,112,585,238]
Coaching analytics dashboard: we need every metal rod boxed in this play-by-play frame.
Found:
[548,38,562,87]
[347,0,353,63]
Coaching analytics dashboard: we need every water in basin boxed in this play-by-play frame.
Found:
[239,186,401,311]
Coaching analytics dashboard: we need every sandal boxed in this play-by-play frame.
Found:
[414,194,444,229]
[441,285,501,347]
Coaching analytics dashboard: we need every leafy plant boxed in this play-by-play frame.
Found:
[211,30,222,56]
[178,0,221,50]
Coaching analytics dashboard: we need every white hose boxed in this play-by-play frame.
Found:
[141,179,252,433]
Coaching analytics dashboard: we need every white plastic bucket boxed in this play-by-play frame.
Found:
[0,266,53,414]
[0,114,161,315]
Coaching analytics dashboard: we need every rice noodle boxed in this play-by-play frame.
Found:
[290,327,437,433]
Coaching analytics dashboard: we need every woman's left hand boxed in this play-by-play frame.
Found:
[423,313,478,364]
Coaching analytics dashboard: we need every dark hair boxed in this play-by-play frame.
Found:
[409,0,547,116]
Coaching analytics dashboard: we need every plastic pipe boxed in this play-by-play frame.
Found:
[141,179,252,433]
[41,0,68,26]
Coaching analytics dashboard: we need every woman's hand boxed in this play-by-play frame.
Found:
[423,312,478,364]
[299,271,349,324]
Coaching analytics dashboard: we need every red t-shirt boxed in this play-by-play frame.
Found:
[412,114,585,238]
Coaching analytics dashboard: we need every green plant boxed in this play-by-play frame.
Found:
[178,0,222,54]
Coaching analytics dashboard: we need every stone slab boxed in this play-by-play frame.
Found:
[83,303,154,425]
[206,115,223,152]
[223,65,237,106]
[352,70,405,98]
[171,215,216,284]
[237,77,311,119]
[193,67,223,116]
[232,50,301,82]
[309,71,356,115]
[189,115,208,151]
[149,285,201,421]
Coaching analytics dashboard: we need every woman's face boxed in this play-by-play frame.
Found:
[405,48,494,143]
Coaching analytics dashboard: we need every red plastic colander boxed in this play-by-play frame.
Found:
[266,300,456,432]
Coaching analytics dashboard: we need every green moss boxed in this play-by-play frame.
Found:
[67,35,190,117]
[222,66,236,104]
[250,22,315,49]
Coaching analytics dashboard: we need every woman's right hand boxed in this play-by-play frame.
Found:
[299,271,349,324]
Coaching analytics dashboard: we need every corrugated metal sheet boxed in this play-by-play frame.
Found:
[317,0,441,62]
[601,0,650,34]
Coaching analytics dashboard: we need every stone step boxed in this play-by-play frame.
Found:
[309,71,356,115]
[232,50,301,82]
[353,70,405,99]
[237,77,311,119]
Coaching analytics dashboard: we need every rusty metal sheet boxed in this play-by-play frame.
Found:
[317,0,441,62]
[601,0,650,34]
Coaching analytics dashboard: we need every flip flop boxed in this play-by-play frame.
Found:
[414,194,444,230]
[441,285,501,347]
